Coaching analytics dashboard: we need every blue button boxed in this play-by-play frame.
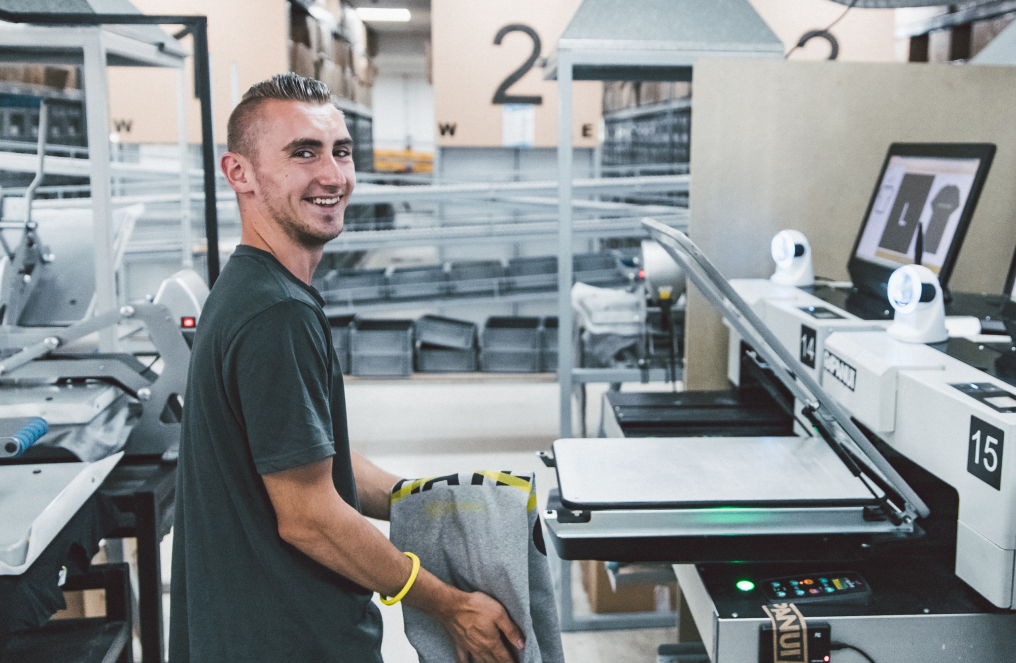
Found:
[819,578,829,584]
[776,591,786,597]
[824,587,834,593]
[795,590,806,596]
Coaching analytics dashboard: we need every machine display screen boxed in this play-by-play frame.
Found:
[853,155,983,275]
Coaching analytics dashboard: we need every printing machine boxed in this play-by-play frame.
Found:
[0,174,205,659]
[542,216,1016,662]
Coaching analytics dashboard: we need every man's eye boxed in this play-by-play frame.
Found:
[335,148,351,158]
[294,149,314,158]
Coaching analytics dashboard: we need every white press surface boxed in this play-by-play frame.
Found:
[553,437,873,507]
[0,452,122,574]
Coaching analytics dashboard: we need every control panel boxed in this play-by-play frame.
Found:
[760,572,871,605]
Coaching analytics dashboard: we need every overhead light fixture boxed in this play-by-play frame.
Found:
[356,7,411,21]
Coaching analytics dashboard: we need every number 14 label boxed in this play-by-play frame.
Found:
[968,416,1004,490]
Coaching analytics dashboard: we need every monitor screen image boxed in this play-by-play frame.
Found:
[854,155,982,275]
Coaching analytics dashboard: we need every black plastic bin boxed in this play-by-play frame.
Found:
[447,260,505,296]
[319,268,387,305]
[506,256,557,291]
[329,314,355,375]
[388,264,448,299]
[416,344,478,373]
[480,316,542,373]
[350,319,414,377]
[541,316,558,372]
[415,315,478,350]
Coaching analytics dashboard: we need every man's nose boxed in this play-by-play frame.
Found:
[315,154,345,190]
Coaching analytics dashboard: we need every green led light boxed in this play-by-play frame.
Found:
[736,580,755,592]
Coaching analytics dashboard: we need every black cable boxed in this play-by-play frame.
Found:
[832,642,877,663]
[786,0,857,59]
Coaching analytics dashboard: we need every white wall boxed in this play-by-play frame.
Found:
[372,33,435,153]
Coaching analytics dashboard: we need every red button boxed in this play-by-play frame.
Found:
[810,588,820,594]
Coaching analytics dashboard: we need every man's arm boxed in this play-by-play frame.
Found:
[350,451,400,521]
[263,458,525,663]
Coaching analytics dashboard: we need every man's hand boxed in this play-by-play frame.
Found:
[428,588,525,663]
[264,458,525,663]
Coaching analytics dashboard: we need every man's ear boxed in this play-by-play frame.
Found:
[221,151,256,194]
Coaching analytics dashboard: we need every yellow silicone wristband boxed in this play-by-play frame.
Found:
[380,552,420,606]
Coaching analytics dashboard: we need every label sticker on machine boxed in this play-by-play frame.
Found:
[799,325,817,368]
[822,350,856,391]
[951,382,1016,413]
[799,306,844,320]
[968,416,1004,490]
[759,602,831,663]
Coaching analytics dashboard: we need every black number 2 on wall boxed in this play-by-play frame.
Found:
[492,24,543,105]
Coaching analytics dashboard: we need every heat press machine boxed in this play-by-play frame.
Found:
[0,169,203,577]
[542,219,1016,662]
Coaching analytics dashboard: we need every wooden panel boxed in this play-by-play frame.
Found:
[686,59,1016,389]
[431,0,601,148]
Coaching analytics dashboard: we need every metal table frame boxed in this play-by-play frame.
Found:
[0,8,222,311]
[101,461,176,663]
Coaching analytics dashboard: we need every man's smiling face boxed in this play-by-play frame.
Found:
[249,99,355,248]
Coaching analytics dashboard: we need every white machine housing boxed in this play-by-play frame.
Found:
[725,278,1016,608]
[725,279,888,386]
[825,329,1016,608]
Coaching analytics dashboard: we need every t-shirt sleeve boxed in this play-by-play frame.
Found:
[229,299,336,475]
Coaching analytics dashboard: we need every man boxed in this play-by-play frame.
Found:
[169,73,524,663]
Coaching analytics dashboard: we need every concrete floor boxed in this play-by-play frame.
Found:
[159,377,681,662]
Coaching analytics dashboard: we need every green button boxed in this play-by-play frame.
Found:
[736,580,755,592]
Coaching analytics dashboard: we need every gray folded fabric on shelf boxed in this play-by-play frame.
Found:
[390,471,564,663]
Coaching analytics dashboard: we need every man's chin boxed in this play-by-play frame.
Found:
[284,220,343,250]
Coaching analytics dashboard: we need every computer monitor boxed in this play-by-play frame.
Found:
[847,143,996,300]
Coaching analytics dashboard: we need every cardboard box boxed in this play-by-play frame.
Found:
[581,560,677,614]
[290,9,311,47]
[334,40,352,70]
[306,14,322,55]
[290,40,316,80]
[353,52,370,81]
[357,80,373,108]
[361,60,378,87]
[320,60,343,98]
[43,66,70,90]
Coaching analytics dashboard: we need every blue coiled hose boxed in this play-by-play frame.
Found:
[1,417,49,458]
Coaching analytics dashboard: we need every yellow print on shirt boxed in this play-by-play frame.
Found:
[425,500,486,518]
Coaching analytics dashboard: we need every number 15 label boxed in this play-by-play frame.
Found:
[968,416,1004,490]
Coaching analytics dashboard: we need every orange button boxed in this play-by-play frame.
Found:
[802,579,814,585]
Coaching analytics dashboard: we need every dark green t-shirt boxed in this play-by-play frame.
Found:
[168,245,383,663]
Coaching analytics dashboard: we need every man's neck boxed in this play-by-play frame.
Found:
[240,221,323,285]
